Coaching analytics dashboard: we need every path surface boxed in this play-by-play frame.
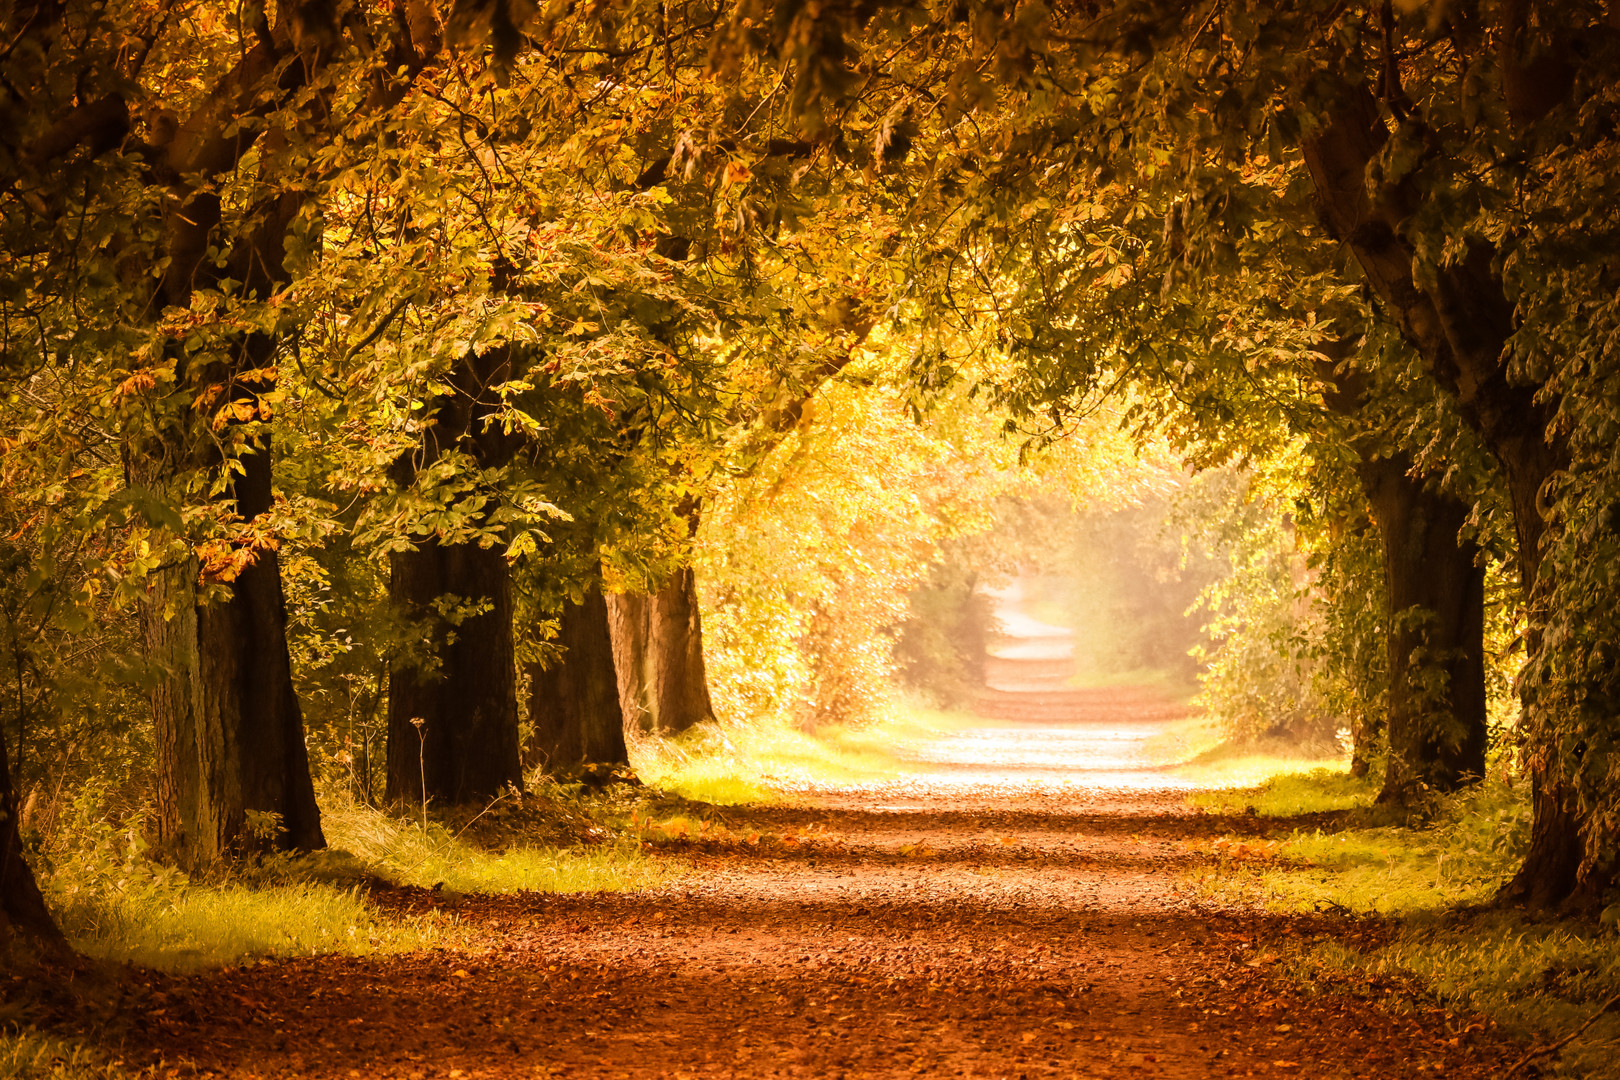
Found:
[126,590,1521,1079]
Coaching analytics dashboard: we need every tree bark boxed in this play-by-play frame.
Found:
[606,590,653,733]
[145,443,325,866]
[650,566,717,735]
[1357,456,1488,801]
[130,0,442,867]
[605,568,716,736]
[136,24,338,867]
[385,347,524,807]
[386,538,522,806]
[526,585,629,773]
[0,715,62,950]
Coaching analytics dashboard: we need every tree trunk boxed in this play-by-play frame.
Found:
[384,344,524,808]
[1348,709,1382,780]
[145,444,324,866]
[606,590,653,733]
[0,716,62,950]
[650,566,717,735]
[606,569,716,737]
[526,586,629,773]
[386,538,522,807]
[1357,456,1488,801]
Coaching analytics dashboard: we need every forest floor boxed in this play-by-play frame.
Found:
[97,609,1531,1079]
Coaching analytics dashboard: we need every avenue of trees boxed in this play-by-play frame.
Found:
[2,0,1618,949]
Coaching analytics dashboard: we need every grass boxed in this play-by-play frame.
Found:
[1188,766,1376,815]
[1134,711,1354,790]
[54,878,438,973]
[1184,768,1620,1078]
[0,1031,140,1080]
[319,793,673,895]
[630,694,971,801]
[37,788,676,975]
[1184,771,1526,915]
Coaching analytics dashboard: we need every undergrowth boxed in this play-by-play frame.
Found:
[1189,769,1620,1078]
[37,806,448,972]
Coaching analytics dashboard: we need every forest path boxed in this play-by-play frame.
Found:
[124,592,1521,1079]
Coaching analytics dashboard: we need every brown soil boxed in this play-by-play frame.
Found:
[110,647,1523,1079]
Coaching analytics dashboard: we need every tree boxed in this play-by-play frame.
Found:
[527,583,630,773]
[1277,5,1614,905]
[383,344,526,806]
[1319,348,1488,798]
[0,0,444,862]
[0,728,62,951]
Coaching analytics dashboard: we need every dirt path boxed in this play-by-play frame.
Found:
[121,598,1523,1079]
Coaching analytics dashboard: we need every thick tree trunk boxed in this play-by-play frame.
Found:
[650,567,717,735]
[1507,777,1589,908]
[0,719,62,950]
[386,539,522,806]
[145,445,324,866]
[385,344,524,808]
[606,569,716,736]
[1357,456,1488,801]
[526,586,629,773]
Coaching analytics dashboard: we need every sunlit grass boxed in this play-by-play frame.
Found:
[0,1031,139,1080]
[1187,767,1375,815]
[1135,711,1353,790]
[52,875,443,973]
[37,813,446,972]
[39,790,673,974]
[320,795,673,894]
[1185,773,1525,915]
[631,695,971,802]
